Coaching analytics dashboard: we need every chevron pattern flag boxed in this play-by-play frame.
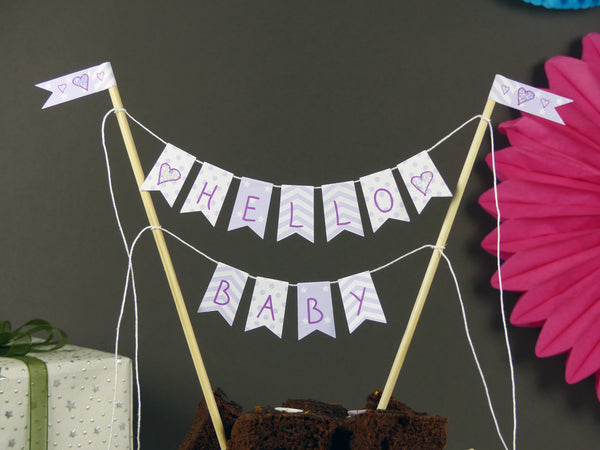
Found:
[321,181,364,242]
[198,263,249,325]
[277,185,315,242]
[180,162,233,226]
[245,277,289,338]
[338,271,386,333]
[140,144,196,207]
[297,281,336,340]
[360,169,410,232]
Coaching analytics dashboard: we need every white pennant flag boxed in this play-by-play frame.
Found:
[322,181,364,241]
[228,177,274,239]
[181,162,233,226]
[198,263,248,325]
[489,74,573,125]
[338,271,386,333]
[140,144,196,207]
[245,277,289,338]
[297,282,336,340]
[277,185,315,243]
[36,62,116,108]
[360,169,409,232]
[397,151,452,214]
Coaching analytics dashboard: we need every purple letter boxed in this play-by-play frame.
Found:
[307,298,324,324]
[334,200,351,226]
[289,202,303,228]
[243,195,259,222]
[257,295,275,321]
[374,188,393,213]
[213,279,231,306]
[350,287,367,316]
[196,181,219,210]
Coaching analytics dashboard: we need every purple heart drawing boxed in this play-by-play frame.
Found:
[540,98,550,109]
[96,71,105,81]
[158,162,182,185]
[72,73,89,91]
[501,85,510,95]
[411,171,433,196]
[58,84,67,93]
[517,87,535,105]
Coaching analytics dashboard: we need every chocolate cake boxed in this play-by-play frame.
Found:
[179,388,242,450]
[181,389,447,449]
[228,399,349,450]
[344,389,448,449]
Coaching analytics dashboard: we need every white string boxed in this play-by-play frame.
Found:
[118,110,486,189]
[100,107,516,450]
[487,119,517,450]
[101,108,142,450]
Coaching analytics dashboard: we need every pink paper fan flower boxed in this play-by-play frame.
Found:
[479,32,600,402]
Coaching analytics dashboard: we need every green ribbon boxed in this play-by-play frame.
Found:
[1,320,68,450]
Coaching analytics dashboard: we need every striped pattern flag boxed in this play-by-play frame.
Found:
[140,144,197,207]
[198,263,248,325]
[360,169,409,232]
[338,271,386,333]
[245,277,289,338]
[181,162,233,226]
[321,181,364,242]
[277,185,315,242]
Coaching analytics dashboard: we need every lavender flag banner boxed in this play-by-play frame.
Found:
[245,277,289,338]
[322,181,364,242]
[338,271,386,333]
[297,282,336,340]
[360,169,409,232]
[198,263,248,325]
[36,62,116,109]
[277,185,315,243]
[140,144,196,207]
[181,162,234,226]
[397,151,452,214]
[228,177,274,239]
[489,74,572,125]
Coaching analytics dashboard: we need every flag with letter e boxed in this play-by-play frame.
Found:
[36,62,116,108]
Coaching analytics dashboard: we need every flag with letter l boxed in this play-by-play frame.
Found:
[489,74,573,125]
[36,62,116,108]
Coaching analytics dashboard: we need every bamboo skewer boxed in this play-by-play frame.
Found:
[107,86,227,449]
[378,98,496,410]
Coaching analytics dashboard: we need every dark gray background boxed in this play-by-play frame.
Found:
[2,1,600,449]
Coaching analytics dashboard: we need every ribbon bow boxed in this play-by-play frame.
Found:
[0,319,68,356]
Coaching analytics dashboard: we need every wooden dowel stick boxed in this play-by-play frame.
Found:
[378,99,496,410]
[107,86,227,449]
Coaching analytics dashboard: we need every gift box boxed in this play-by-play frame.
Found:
[0,343,133,449]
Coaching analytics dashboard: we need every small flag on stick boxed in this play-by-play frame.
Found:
[36,62,116,108]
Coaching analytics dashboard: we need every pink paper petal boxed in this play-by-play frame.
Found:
[510,260,600,327]
[535,269,600,356]
[582,33,600,79]
[565,315,600,384]
[491,235,600,291]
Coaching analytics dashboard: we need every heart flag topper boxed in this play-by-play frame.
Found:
[489,74,573,125]
[36,62,116,108]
